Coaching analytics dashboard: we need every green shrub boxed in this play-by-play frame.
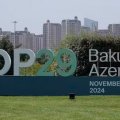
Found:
[61,34,120,76]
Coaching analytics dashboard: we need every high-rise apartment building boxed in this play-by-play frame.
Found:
[0,29,15,46]
[0,27,43,51]
[0,28,2,35]
[16,27,34,49]
[108,24,120,36]
[33,35,43,52]
[81,26,91,33]
[61,16,81,40]
[96,29,110,36]
[18,28,43,51]
[43,20,61,49]
[84,18,98,32]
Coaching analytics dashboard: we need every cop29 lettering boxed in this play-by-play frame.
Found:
[0,48,77,76]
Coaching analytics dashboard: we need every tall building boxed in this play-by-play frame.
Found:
[0,28,21,47]
[43,20,61,49]
[16,27,33,49]
[96,29,110,36]
[33,35,43,52]
[0,28,3,40]
[0,28,2,35]
[81,26,91,33]
[84,18,98,32]
[18,28,43,51]
[0,27,43,51]
[61,16,81,40]
[0,30,15,45]
[108,24,120,36]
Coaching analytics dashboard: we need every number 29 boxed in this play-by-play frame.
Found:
[36,48,77,77]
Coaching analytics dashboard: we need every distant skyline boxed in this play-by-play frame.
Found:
[0,0,120,34]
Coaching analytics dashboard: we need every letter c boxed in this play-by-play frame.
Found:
[0,49,11,75]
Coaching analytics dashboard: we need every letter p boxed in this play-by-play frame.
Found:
[14,49,35,76]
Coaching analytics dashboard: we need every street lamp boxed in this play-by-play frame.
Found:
[12,21,18,48]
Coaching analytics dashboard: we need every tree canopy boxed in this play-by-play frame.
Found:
[0,37,14,75]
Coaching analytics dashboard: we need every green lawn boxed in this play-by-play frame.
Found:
[0,96,120,120]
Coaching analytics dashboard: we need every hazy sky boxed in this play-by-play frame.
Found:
[0,0,119,34]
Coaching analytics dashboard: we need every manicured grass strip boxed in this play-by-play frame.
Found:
[0,96,120,120]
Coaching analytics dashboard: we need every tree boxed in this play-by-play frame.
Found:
[61,34,120,76]
[0,36,14,75]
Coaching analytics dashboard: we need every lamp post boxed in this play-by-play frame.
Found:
[13,21,18,48]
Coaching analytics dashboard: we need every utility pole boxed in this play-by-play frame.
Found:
[13,21,18,48]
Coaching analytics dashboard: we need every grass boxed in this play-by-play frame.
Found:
[0,96,120,120]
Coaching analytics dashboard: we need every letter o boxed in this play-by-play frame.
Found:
[0,49,11,75]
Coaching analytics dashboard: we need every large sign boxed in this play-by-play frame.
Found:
[0,48,120,96]
[0,48,77,76]
[0,77,120,96]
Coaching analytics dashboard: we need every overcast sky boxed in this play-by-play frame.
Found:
[0,0,119,34]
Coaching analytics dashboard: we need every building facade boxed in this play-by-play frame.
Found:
[61,16,81,40]
[0,27,43,51]
[84,18,98,32]
[81,26,91,33]
[33,35,43,52]
[96,29,110,36]
[0,28,15,45]
[108,24,120,36]
[43,20,61,49]
[18,28,43,51]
